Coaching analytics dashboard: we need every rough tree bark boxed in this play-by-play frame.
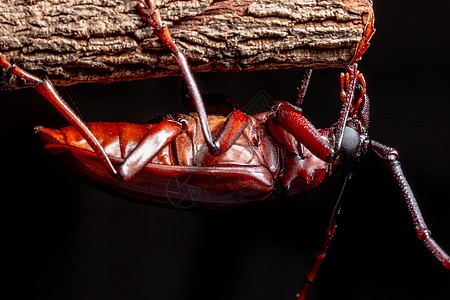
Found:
[0,0,373,90]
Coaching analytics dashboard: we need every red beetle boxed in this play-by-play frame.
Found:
[0,1,448,299]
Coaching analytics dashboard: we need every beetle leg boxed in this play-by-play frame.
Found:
[342,71,367,120]
[0,54,117,176]
[350,11,375,64]
[274,106,334,162]
[211,109,249,154]
[368,140,450,269]
[349,72,367,119]
[119,119,183,182]
[332,11,375,153]
[295,68,313,108]
[119,109,248,182]
[137,0,219,156]
[333,64,359,158]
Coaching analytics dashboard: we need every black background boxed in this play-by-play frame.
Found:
[2,2,450,299]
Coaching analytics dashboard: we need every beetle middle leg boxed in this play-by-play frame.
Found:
[119,109,249,181]
[137,0,218,155]
[295,68,313,108]
[118,119,183,181]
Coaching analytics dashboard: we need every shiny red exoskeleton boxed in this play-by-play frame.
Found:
[35,101,335,209]
[0,1,448,299]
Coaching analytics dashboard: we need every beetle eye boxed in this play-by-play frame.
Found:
[354,84,364,100]
[341,126,361,158]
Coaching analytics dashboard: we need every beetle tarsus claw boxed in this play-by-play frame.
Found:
[350,11,375,64]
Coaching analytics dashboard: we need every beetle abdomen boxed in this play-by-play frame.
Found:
[36,122,154,161]
[35,119,278,208]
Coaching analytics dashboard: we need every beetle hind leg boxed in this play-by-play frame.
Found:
[0,54,117,176]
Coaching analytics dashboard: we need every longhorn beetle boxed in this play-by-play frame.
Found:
[1,0,449,299]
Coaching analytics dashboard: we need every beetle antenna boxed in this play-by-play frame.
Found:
[368,140,450,269]
[297,173,350,300]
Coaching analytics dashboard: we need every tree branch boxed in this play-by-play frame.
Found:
[0,0,374,90]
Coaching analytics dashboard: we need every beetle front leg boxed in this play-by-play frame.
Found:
[0,54,117,176]
[137,0,219,155]
[368,139,450,269]
[273,104,334,162]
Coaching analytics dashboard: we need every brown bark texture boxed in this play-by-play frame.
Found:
[0,0,374,90]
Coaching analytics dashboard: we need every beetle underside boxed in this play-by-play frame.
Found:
[1,1,448,300]
[35,109,330,209]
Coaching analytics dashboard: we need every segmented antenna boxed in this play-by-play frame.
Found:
[369,140,450,269]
